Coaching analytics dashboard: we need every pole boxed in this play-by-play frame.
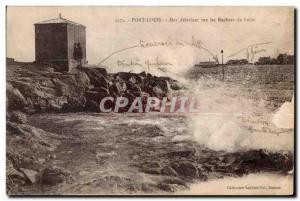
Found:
[221,50,224,81]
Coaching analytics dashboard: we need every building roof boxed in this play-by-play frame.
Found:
[35,15,85,27]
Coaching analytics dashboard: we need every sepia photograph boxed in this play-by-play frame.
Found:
[6,6,295,196]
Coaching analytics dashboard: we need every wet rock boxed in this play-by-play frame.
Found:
[141,161,161,168]
[92,87,110,94]
[84,89,112,111]
[85,90,110,104]
[238,149,293,173]
[75,71,90,89]
[152,85,166,98]
[108,81,127,100]
[126,75,143,84]
[10,111,28,124]
[115,81,127,93]
[6,159,28,192]
[157,183,186,192]
[47,154,56,160]
[143,168,161,175]
[202,164,213,172]
[7,159,25,181]
[170,80,185,90]
[38,158,46,164]
[114,72,137,82]
[139,71,147,77]
[233,167,249,176]
[96,151,117,163]
[160,165,179,177]
[54,76,84,97]
[83,68,108,88]
[63,96,86,111]
[10,80,36,97]
[140,162,161,175]
[19,168,38,184]
[128,76,136,84]
[6,83,27,111]
[7,122,26,136]
[7,61,184,114]
[42,167,65,185]
[166,149,196,158]
[170,162,199,178]
[141,183,157,193]
[94,67,107,76]
[85,99,100,111]
[127,82,141,92]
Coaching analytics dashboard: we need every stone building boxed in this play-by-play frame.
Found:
[34,14,86,72]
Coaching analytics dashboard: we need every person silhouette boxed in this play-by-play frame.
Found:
[73,43,79,65]
[77,43,83,67]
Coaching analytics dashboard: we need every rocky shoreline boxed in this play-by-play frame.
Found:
[6,62,185,194]
[7,62,184,114]
[6,62,294,195]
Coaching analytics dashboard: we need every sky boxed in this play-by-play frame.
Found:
[6,6,294,75]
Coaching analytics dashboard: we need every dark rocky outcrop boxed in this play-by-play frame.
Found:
[7,62,184,114]
[42,166,68,185]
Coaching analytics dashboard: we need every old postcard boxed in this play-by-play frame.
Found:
[6,6,294,195]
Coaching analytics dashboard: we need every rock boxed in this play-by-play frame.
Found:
[54,76,84,97]
[6,159,29,191]
[42,167,65,185]
[10,80,35,97]
[139,71,147,77]
[63,96,86,112]
[143,168,161,175]
[141,183,157,193]
[10,111,27,124]
[48,154,56,160]
[159,76,184,90]
[127,82,141,92]
[202,164,213,172]
[84,90,110,104]
[170,162,199,178]
[7,122,26,136]
[85,99,101,111]
[6,83,27,111]
[38,78,56,88]
[156,79,169,92]
[116,81,127,92]
[170,80,185,90]
[166,149,196,158]
[239,149,293,173]
[38,158,46,164]
[233,167,249,176]
[83,68,108,88]
[19,168,38,184]
[6,159,25,180]
[157,183,186,192]
[92,87,110,94]
[196,166,209,181]
[7,62,183,113]
[152,85,165,98]
[109,83,121,98]
[75,71,90,89]
[94,67,107,76]
[129,76,137,84]
[161,166,179,177]
[114,72,136,81]
[45,97,67,111]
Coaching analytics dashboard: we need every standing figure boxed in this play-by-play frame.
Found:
[77,43,83,67]
[73,43,79,66]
